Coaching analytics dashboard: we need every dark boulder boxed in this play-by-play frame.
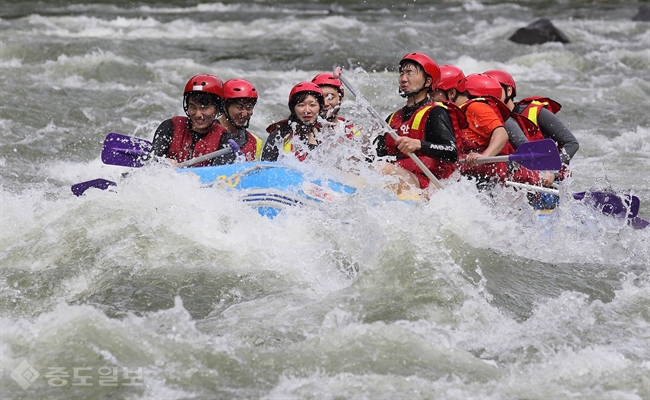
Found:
[632,6,650,22]
[508,18,570,45]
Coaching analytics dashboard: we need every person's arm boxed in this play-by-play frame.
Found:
[465,126,509,165]
[150,119,175,157]
[482,126,509,157]
[537,107,579,163]
[261,129,281,162]
[505,117,528,149]
[464,102,508,165]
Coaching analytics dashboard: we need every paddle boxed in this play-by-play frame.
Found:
[504,180,641,219]
[101,132,241,168]
[73,134,241,196]
[332,67,444,189]
[471,138,562,171]
[629,216,649,230]
[101,132,153,168]
[71,178,117,197]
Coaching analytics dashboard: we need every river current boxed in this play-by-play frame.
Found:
[1,0,649,398]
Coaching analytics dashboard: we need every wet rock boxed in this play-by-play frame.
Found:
[508,18,570,45]
[632,6,650,22]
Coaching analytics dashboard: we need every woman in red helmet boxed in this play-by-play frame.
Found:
[150,74,232,167]
[261,82,324,162]
[484,69,579,187]
[217,78,264,162]
[376,52,459,193]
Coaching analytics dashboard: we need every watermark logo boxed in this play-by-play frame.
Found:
[9,361,143,390]
[10,360,41,389]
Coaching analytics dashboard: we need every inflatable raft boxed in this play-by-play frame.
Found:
[178,161,357,218]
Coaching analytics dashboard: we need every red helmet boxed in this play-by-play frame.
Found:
[183,74,224,99]
[400,52,441,89]
[437,65,466,92]
[223,78,258,101]
[465,73,503,99]
[288,82,324,111]
[311,73,344,96]
[484,69,516,97]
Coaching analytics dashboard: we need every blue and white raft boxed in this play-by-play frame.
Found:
[178,161,357,218]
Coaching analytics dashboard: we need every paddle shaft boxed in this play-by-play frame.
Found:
[175,140,240,168]
[472,155,510,165]
[505,180,640,218]
[505,181,559,195]
[462,139,562,171]
[335,71,444,190]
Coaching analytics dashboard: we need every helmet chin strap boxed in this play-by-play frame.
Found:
[399,85,429,98]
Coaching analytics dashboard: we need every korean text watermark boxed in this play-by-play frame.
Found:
[10,360,143,390]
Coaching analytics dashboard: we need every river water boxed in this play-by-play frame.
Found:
[1,0,649,398]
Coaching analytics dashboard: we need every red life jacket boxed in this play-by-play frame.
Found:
[237,131,264,161]
[386,103,461,187]
[516,96,569,181]
[500,112,546,156]
[516,96,562,126]
[168,116,228,167]
[510,113,545,142]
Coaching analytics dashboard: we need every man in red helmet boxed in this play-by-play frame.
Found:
[261,82,324,162]
[311,73,345,123]
[218,78,264,162]
[484,69,579,187]
[375,52,459,193]
[151,74,233,167]
[311,72,363,154]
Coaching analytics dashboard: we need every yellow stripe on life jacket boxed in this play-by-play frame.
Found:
[251,133,263,160]
[411,106,432,131]
[282,136,292,153]
[525,101,547,126]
